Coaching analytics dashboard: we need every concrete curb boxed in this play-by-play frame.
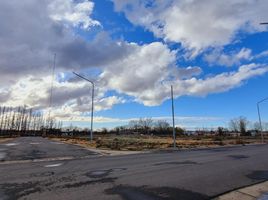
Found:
[83,147,147,156]
[214,181,268,200]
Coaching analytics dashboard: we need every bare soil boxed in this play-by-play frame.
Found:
[48,135,266,151]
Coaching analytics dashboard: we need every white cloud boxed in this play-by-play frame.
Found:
[255,50,268,59]
[181,63,268,96]
[112,0,268,53]
[48,0,100,29]
[204,48,252,67]
[99,41,268,106]
[99,41,182,105]
[2,75,125,119]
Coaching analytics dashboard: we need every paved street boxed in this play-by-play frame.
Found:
[0,137,268,200]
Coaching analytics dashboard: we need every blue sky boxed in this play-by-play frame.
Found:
[72,0,268,129]
[1,0,268,130]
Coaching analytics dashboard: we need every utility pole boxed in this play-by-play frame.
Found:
[257,97,268,143]
[48,53,56,131]
[171,85,176,149]
[73,72,95,142]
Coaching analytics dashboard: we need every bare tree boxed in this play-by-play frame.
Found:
[238,116,248,135]
[155,120,170,132]
[128,120,140,132]
[138,118,153,134]
[253,121,261,132]
[229,118,239,132]
[229,116,249,135]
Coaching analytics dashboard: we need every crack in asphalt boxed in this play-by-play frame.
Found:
[59,178,117,189]
[0,167,123,199]
[0,173,116,199]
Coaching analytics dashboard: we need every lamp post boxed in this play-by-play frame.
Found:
[257,23,268,143]
[257,97,268,143]
[171,85,176,149]
[73,72,94,142]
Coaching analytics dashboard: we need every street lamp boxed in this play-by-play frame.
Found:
[256,22,268,143]
[73,72,95,142]
[257,97,268,143]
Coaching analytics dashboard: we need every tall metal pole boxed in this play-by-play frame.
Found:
[257,97,268,143]
[171,85,176,149]
[258,23,268,142]
[90,83,94,142]
[257,103,264,143]
[73,72,94,142]
[47,53,56,132]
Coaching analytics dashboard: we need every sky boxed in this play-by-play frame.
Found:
[0,0,268,130]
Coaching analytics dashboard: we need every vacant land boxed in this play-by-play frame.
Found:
[48,134,266,151]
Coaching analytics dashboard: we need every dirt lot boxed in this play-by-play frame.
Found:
[48,134,266,151]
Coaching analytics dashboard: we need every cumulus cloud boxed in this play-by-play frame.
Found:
[121,63,268,106]
[204,48,252,67]
[100,42,177,93]
[2,75,126,119]
[112,0,268,53]
[0,0,102,84]
[178,63,268,96]
[100,41,268,105]
[48,0,100,29]
[255,50,268,59]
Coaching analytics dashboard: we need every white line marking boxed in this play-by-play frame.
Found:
[44,163,63,168]
[5,143,19,146]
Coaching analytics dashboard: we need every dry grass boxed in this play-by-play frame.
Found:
[48,134,265,151]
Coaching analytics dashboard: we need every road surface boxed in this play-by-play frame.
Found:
[0,137,268,200]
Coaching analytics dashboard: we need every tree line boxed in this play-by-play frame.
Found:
[99,118,185,136]
[0,106,62,136]
[103,117,266,137]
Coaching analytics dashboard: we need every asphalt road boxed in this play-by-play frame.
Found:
[0,137,268,200]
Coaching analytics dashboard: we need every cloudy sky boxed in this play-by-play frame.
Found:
[1,0,268,129]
